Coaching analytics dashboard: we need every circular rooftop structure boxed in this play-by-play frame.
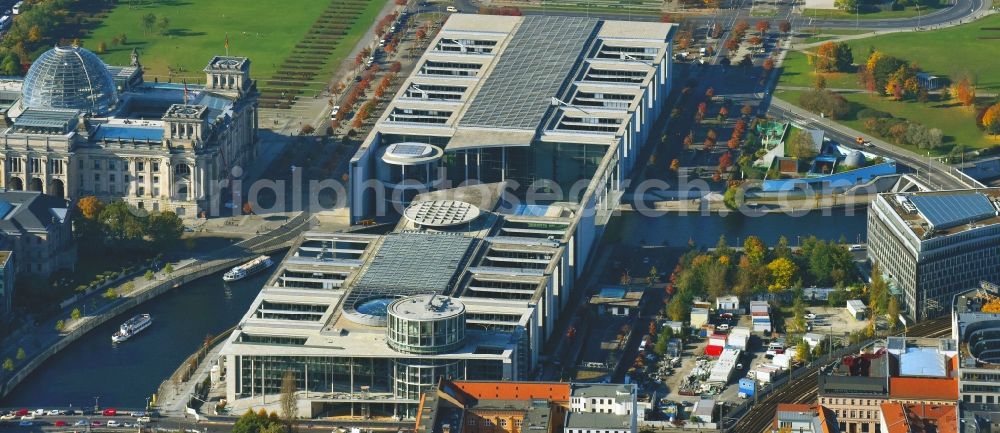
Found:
[22,46,119,116]
[381,142,443,166]
[404,200,480,227]
[843,150,867,168]
[344,296,399,326]
[387,295,466,354]
[965,319,1000,365]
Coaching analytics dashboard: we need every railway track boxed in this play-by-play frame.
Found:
[727,316,952,433]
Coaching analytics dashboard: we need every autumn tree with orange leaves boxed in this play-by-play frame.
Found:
[982,103,1000,135]
[77,196,105,220]
[954,78,977,107]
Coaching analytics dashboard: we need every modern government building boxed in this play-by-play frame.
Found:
[218,14,675,419]
[867,188,1000,320]
[0,45,259,216]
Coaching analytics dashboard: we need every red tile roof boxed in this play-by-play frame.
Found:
[888,377,958,401]
[880,402,957,433]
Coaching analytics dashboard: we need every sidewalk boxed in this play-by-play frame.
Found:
[793,8,997,50]
[158,341,227,416]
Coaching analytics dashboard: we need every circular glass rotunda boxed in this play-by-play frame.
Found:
[21,45,119,116]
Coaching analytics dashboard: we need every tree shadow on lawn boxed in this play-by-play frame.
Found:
[124,0,196,8]
[164,28,207,37]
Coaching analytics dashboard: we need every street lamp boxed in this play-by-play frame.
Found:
[93,396,100,412]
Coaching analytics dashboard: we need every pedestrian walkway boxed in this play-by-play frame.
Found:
[158,340,228,416]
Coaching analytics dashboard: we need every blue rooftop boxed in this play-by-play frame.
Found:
[909,193,998,230]
[598,287,626,299]
[92,125,163,142]
[899,346,947,377]
[0,200,13,219]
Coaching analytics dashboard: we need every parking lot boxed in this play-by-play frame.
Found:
[645,302,874,421]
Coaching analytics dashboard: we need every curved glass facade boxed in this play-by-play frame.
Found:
[392,358,463,401]
[387,302,465,355]
[22,46,119,116]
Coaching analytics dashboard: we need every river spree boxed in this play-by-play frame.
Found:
[1,210,868,408]
[1,253,284,408]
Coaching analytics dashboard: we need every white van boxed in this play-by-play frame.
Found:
[446,6,458,12]
[12,1,23,15]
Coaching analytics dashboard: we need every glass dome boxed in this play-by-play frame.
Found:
[22,46,119,116]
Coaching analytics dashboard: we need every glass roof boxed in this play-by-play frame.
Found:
[22,46,119,116]
[909,193,998,230]
[459,16,599,130]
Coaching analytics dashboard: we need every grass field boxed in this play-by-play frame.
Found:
[779,51,860,89]
[802,4,946,19]
[781,15,1000,92]
[841,14,1000,91]
[775,89,999,153]
[82,0,384,86]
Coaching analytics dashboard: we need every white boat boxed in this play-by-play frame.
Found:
[111,314,152,343]
[223,255,274,282]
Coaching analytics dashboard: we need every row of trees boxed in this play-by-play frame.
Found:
[664,235,859,322]
[76,196,185,252]
[862,116,944,149]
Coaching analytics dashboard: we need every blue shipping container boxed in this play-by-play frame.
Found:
[738,378,756,397]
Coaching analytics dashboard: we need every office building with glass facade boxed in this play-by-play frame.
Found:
[867,189,1000,320]
[350,14,675,286]
[220,183,583,419]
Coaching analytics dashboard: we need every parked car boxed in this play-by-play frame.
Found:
[136,416,151,423]
[107,420,121,428]
[47,409,63,416]
[19,415,35,421]
[91,421,103,427]
[18,420,32,427]
[1,413,17,420]
[32,409,44,416]
[74,420,88,426]
[330,105,340,119]
[54,420,68,427]
[446,5,458,12]
[102,408,118,417]
[14,410,28,417]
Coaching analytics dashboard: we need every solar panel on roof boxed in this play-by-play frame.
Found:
[342,233,478,313]
[908,193,998,230]
[393,144,428,156]
[460,16,599,130]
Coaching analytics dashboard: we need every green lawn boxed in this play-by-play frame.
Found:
[783,15,1000,92]
[779,51,860,89]
[775,89,999,153]
[82,0,384,85]
[802,4,945,20]
[841,14,1000,91]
